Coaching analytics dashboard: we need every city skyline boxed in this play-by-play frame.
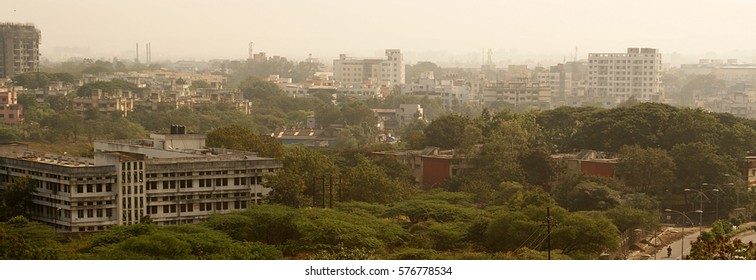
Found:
[3,0,756,65]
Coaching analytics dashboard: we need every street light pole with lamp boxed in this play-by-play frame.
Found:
[664,208,699,259]
[702,182,734,221]
[684,187,719,231]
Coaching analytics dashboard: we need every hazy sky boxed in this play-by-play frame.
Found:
[3,0,756,65]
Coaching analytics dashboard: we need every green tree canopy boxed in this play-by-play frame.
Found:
[0,176,36,221]
[423,114,471,149]
[76,80,139,97]
[206,125,284,158]
[615,145,675,195]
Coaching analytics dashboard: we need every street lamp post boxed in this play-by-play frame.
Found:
[685,187,718,232]
[53,207,61,232]
[702,182,734,221]
[665,208,697,259]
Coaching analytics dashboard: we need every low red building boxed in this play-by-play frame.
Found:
[421,155,452,190]
[562,150,618,178]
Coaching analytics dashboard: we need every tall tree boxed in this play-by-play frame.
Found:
[423,114,473,149]
[0,176,37,221]
[615,145,676,195]
[670,142,737,191]
[342,155,415,204]
[206,125,284,158]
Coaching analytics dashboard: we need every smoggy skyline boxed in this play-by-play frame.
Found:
[4,0,756,66]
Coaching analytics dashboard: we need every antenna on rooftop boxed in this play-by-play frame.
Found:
[146,42,151,66]
[248,42,254,60]
[136,42,139,63]
[573,46,578,62]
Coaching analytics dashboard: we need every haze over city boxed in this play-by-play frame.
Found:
[4,0,756,66]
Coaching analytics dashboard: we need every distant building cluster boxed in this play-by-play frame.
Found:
[366,48,662,111]
[0,128,282,232]
[680,58,756,118]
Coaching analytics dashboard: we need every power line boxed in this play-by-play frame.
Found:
[541,206,558,260]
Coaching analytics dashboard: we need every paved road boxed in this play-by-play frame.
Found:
[652,228,700,260]
[732,223,756,244]
[651,223,756,260]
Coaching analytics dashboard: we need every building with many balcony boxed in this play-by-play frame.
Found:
[587,48,663,107]
[0,23,40,78]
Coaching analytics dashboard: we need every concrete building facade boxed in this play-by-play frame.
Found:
[0,130,282,232]
[0,23,40,78]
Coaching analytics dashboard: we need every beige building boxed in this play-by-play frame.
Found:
[73,89,135,117]
[0,129,282,232]
[588,48,663,107]
[333,49,405,86]
[481,80,552,111]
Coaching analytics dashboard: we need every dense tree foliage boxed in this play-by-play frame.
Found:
[423,114,473,149]
[12,72,74,89]
[341,155,416,204]
[206,125,284,158]
[0,216,63,259]
[0,177,37,221]
[688,236,756,260]
[76,80,139,97]
[615,145,675,195]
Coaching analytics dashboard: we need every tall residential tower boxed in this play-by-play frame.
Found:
[587,48,663,107]
[0,23,41,78]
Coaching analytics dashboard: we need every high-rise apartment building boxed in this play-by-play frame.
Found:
[333,49,404,86]
[587,48,663,107]
[0,23,41,78]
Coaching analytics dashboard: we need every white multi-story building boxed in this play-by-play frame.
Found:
[333,49,405,86]
[587,48,663,107]
[0,128,282,232]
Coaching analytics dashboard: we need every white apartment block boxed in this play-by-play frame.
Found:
[0,128,281,232]
[333,49,405,86]
[588,48,663,107]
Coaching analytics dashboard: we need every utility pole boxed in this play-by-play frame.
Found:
[329,175,333,208]
[542,207,557,260]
